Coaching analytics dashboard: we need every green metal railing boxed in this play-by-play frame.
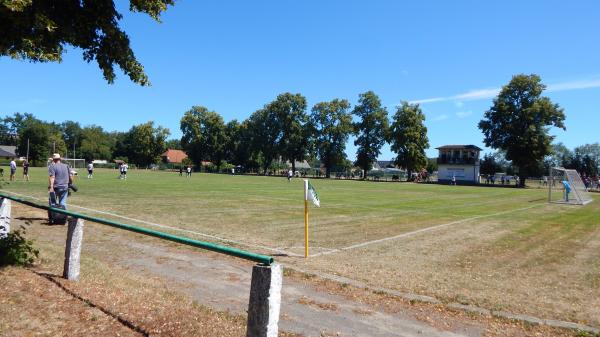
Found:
[0,192,274,265]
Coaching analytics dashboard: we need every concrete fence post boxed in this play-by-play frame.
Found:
[246,263,282,337]
[63,217,84,281]
[0,198,11,239]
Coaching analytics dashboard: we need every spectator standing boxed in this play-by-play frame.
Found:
[48,153,72,208]
[22,160,30,181]
[9,159,17,181]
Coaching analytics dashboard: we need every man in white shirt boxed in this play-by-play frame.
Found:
[87,162,94,179]
[9,159,17,181]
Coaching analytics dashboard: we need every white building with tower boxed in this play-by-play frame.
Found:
[436,145,482,184]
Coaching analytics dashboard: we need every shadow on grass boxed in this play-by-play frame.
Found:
[31,270,150,337]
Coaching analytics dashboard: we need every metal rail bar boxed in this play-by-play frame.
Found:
[0,193,274,265]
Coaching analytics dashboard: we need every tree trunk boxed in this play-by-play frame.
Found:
[519,175,526,188]
[291,160,296,174]
[326,166,331,179]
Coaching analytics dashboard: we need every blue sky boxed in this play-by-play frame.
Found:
[1,0,599,159]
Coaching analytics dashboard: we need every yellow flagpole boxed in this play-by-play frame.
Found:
[304,198,309,258]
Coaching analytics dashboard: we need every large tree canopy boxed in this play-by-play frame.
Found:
[479,74,566,186]
[352,91,388,178]
[311,99,353,178]
[0,0,174,85]
[389,101,429,176]
[180,106,227,169]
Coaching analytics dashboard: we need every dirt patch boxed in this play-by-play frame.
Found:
[297,296,339,312]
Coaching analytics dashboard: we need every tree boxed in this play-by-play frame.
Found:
[164,139,182,150]
[60,121,82,156]
[478,74,565,186]
[310,99,353,178]
[352,91,389,179]
[267,93,310,173]
[122,121,169,166]
[389,102,429,176]
[1,112,37,146]
[480,153,501,175]
[1,0,174,85]
[570,143,600,177]
[78,125,115,161]
[17,120,66,165]
[247,108,280,174]
[180,106,227,170]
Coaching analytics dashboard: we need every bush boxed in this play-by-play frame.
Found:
[0,227,39,266]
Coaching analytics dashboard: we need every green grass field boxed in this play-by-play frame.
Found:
[2,167,599,326]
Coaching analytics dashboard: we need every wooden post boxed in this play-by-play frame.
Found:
[63,217,84,281]
[246,263,282,337]
[0,198,11,239]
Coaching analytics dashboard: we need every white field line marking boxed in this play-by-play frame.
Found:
[310,204,544,257]
[1,190,302,257]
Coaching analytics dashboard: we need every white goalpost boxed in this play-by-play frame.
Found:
[47,158,86,169]
[548,167,593,205]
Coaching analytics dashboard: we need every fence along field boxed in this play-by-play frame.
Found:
[2,167,599,327]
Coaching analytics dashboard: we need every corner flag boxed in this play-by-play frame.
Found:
[305,180,320,207]
[303,180,320,258]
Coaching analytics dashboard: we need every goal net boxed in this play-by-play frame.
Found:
[548,167,593,205]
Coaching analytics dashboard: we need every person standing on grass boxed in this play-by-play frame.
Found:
[9,159,17,181]
[122,162,128,179]
[48,153,72,208]
[179,166,183,176]
[22,160,30,181]
[562,180,571,202]
[287,169,293,182]
[87,162,94,179]
[186,166,192,177]
[451,174,456,185]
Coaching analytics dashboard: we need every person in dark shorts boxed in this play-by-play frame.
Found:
[87,162,94,179]
[22,160,30,181]
[179,166,183,176]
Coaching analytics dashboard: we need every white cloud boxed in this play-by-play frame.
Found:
[409,77,600,105]
[454,101,465,108]
[432,114,449,122]
[456,111,473,118]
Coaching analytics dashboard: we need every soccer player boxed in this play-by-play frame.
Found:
[9,159,17,181]
[122,162,128,179]
[22,160,30,181]
[186,166,192,177]
[287,169,293,182]
[562,180,571,202]
[87,162,94,179]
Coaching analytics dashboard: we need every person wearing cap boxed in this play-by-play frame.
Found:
[48,153,73,208]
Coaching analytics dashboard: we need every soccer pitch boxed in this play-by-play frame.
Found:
[3,167,599,326]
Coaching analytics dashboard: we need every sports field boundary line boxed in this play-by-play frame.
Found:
[284,265,599,334]
[1,190,302,257]
[311,204,543,257]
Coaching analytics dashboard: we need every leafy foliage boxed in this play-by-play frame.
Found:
[0,0,175,85]
[180,106,227,169]
[389,101,429,175]
[0,227,39,267]
[479,74,566,185]
[120,121,169,167]
[352,91,389,177]
[310,99,353,178]
[267,93,311,172]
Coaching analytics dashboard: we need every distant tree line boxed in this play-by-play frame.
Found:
[0,113,170,167]
[179,91,430,178]
[0,91,431,178]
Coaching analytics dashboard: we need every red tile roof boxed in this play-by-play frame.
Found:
[161,149,188,163]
